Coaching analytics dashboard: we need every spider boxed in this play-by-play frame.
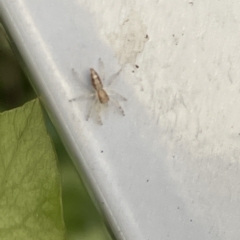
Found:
[69,59,127,125]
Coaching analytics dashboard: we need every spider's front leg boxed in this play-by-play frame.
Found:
[69,93,95,102]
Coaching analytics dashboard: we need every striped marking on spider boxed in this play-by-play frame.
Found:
[69,59,127,125]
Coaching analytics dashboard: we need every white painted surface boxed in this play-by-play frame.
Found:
[1,0,240,239]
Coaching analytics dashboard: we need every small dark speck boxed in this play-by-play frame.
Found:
[189,2,193,5]
[172,155,175,158]
[135,65,139,68]
[172,34,175,37]
[101,150,104,153]
[177,206,180,210]
[190,219,193,222]
[146,179,149,182]
[238,133,240,135]
[145,34,149,39]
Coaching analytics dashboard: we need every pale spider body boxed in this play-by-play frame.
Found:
[90,68,109,104]
[70,59,126,124]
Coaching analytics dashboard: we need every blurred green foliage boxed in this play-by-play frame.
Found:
[0,99,65,239]
[0,23,113,240]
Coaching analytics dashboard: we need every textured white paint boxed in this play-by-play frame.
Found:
[85,2,240,238]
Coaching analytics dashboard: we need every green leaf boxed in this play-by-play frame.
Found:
[0,99,65,240]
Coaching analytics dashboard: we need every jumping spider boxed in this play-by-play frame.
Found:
[69,59,127,125]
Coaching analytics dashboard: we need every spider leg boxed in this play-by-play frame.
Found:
[72,68,90,90]
[108,90,127,101]
[72,68,82,80]
[98,58,105,82]
[86,97,98,121]
[107,68,122,87]
[96,102,103,125]
[69,93,95,102]
[110,98,125,116]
